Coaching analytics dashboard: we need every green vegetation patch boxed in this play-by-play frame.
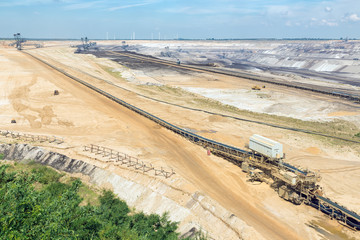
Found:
[138,84,197,99]
[30,162,64,184]
[0,162,199,240]
[0,153,4,160]
[99,65,125,80]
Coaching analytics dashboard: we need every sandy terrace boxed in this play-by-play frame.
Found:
[1,42,360,239]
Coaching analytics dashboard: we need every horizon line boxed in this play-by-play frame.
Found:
[1,37,358,41]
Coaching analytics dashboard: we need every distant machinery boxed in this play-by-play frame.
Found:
[81,37,89,50]
[11,33,43,49]
[159,46,181,64]
[161,46,171,57]
[13,33,26,50]
[251,85,265,90]
[75,37,97,53]
[122,41,129,50]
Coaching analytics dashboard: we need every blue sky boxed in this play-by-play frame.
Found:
[1,0,360,39]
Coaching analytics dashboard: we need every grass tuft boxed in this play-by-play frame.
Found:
[31,164,64,184]
[99,65,125,80]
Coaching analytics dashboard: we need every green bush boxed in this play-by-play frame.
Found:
[45,182,69,196]
[0,164,190,240]
[0,153,4,160]
[31,164,63,184]
[355,132,360,138]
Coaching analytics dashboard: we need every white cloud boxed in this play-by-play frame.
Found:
[325,6,332,12]
[342,13,360,22]
[64,1,101,10]
[310,17,338,27]
[266,5,291,17]
[320,19,338,26]
[348,13,360,21]
[108,3,149,11]
[107,1,158,11]
[164,7,216,15]
[0,0,74,7]
[163,5,257,15]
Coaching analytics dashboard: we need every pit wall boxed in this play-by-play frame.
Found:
[0,143,264,240]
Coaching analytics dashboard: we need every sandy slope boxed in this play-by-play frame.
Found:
[1,44,359,239]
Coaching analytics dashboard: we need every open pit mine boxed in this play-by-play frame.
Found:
[1,38,360,240]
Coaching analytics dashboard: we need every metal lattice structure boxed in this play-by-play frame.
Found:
[83,144,175,178]
[0,130,64,144]
[13,33,26,50]
[75,37,97,53]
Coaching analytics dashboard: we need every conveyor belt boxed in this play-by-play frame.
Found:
[281,162,307,176]
[317,195,360,222]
